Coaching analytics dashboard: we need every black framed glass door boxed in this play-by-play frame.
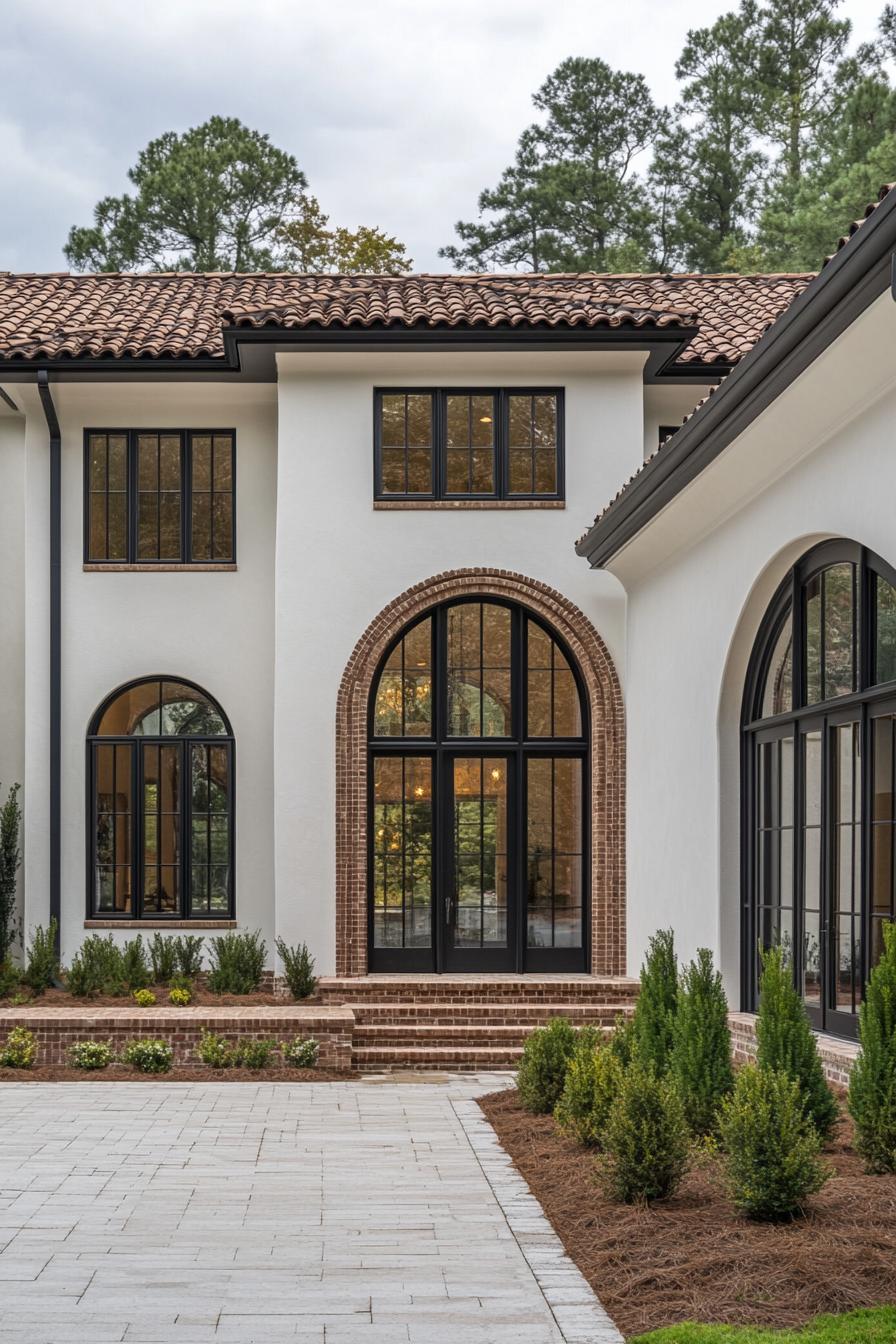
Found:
[368,598,588,973]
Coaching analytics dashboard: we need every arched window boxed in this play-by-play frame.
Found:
[743,540,896,1038]
[369,598,588,972]
[88,678,234,921]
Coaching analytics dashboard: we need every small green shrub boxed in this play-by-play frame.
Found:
[172,934,204,979]
[719,1063,830,1220]
[169,971,193,993]
[207,930,266,994]
[517,1017,578,1113]
[149,933,178,984]
[120,936,150,991]
[555,1039,623,1146]
[0,1026,37,1069]
[22,919,60,995]
[598,1059,690,1203]
[68,1040,113,1071]
[0,959,21,998]
[756,944,838,1140]
[281,1036,320,1068]
[234,1038,274,1070]
[168,986,191,1006]
[0,783,22,967]
[275,937,317,1000]
[66,934,126,997]
[121,1038,173,1074]
[132,988,156,1007]
[9,992,28,1006]
[608,1012,636,1069]
[632,928,678,1076]
[670,947,733,1135]
[849,920,896,1173]
[196,1030,236,1068]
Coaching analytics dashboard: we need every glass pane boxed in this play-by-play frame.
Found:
[876,574,896,685]
[137,434,158,490]
[446,395,468,448]
[872,716,895,919]
[508,395,532,447]
[527,757,583,949]
[824,563,854,699]
[93,742,133,914]
[160,682,227,735]
[526,620,582,738]
[212,494,233,560]
[97,681,161,736]
[372,756,432,949]
[373,619,432,738]
[380,447,405,495]
[452,757,508,949]
[533,395,557,447]
[380,395,404,448]
[192,435,212,490]
[108,493,127,561]
[406,395,432,448]
[189,742,231,916]
[159,493,181,560]
[159,435,181,491]
[508,449,532,494]
[805,576,822,704]
[191,493,212,561]
[108,435,127,491]
[802,729,822,1007]
[444,395,495,495]
[137,492,158,560]
[406,447,432,493]
[142,742,181,914]
[88,491,107,561]
[446,447,469,494]
[213,435,233,490]
[831,721,862,1015]
[89,434,107,490]
[760,614,793,718]
[447,603,511,738]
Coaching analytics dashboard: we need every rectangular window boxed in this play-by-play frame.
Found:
[85,429,235,564]
[374,389,563,501]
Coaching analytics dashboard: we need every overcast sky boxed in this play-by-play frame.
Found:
[0,0,887,273]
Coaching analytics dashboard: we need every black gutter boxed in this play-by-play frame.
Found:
[576,188,896,568]
[36,371,61,954]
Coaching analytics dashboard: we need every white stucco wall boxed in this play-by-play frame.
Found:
[613,293,896,996]
[273,350,646,972]
[18,382,277,963]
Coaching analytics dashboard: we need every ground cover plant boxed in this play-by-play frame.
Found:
[67,1041,113,1071]
[120,1039,173,1074]
[281,1036,319,1068]
[0,1026,36,1068]
[629,1307,896,1342]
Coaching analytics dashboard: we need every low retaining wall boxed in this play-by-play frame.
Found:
[729,1011,859,1087]
[0,1005,355,1071]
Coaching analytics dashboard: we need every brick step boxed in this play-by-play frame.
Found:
[349,1002,630,1026]
[354,1044,525,1071]
[353,1022,615,1046]
[318,976,638,1006]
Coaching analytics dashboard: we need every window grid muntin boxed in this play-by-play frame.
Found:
[373,388,564,502]
[743,540,896,1037]
[87,677,234,921]
[83,429,236,565]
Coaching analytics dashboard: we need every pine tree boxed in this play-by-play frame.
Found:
[756,944,838,1140]
[849,921,896,1174]
[670,948,734,1134]
[632,929,678,1076]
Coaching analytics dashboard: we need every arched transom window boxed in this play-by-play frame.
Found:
[88,678,234,920]
[369,598,587,973]
[743,540,896,1038]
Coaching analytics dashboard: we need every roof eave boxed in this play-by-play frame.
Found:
[576,189,896,568]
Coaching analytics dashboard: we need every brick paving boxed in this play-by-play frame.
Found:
[0,1076,621,1343]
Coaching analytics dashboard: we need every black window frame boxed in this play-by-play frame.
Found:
[86,675,236,922]
[742,538,896,1038]
[367,596,588,973]
[84,429,237,565]
[373,388,565,502]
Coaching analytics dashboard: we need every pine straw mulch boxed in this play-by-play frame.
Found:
[479,1088,896,1339]
[0,1064,352,1083]
[0,985,320,1008]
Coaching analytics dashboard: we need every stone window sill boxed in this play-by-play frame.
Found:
[83,564,238,573]
[85,919,238,930]
[373,500,565,511]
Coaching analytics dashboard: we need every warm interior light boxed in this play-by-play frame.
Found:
[479,415,493,424]
[414,785,425,797]
[490,767,502,782]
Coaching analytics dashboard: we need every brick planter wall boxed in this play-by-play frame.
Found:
[0,1005,354,1071]
[729,1011,859,1087]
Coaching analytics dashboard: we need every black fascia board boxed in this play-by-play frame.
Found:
[576,191,896,568]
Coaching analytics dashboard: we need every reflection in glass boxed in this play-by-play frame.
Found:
[452,758,508,948]
[824,564,854,698]
[876,575,896,685]
[805,576,822,704]
[141,743,181,914]
[527,621,581,737]
[379,393,434,495]
[93,742,133,913]
[87,433,128,562]
[527,758,583,948]
[373,619,432,738]
[445,394,496,494]
[802,730,822,1006]
[372,757,432,948]
[190,433,234,562]
[507,393,558,494]
[830,721,861,1015]
[447,604,512,737]
[760,614,793,718]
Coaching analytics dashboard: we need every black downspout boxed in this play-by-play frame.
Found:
[37,371,61,956]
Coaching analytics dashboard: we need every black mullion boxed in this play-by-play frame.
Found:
[551,757,556,948]
[104,435,110,560]
[400,636,406,737]
[182,432,191,563]
[479,758,485,949]
[478,603,484,739]
[401,758,407,948]
[128,431,137,564]
[403,394,410,495]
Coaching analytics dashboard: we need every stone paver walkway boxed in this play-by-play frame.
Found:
[0,1076,620,1344]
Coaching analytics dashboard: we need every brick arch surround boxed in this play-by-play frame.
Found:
[335,569,625,977]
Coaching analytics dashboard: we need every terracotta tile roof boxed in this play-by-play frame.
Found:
[0,271,811,367]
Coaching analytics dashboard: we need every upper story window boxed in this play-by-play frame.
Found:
[374,389,564,502]
[85,430,235,564]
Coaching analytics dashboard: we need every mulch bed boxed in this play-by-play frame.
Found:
[1,986,317,1008]
[479,1088,896,1339]
[0,1065,352,1082]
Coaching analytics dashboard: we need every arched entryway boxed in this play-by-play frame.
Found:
[335,570,624,976]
